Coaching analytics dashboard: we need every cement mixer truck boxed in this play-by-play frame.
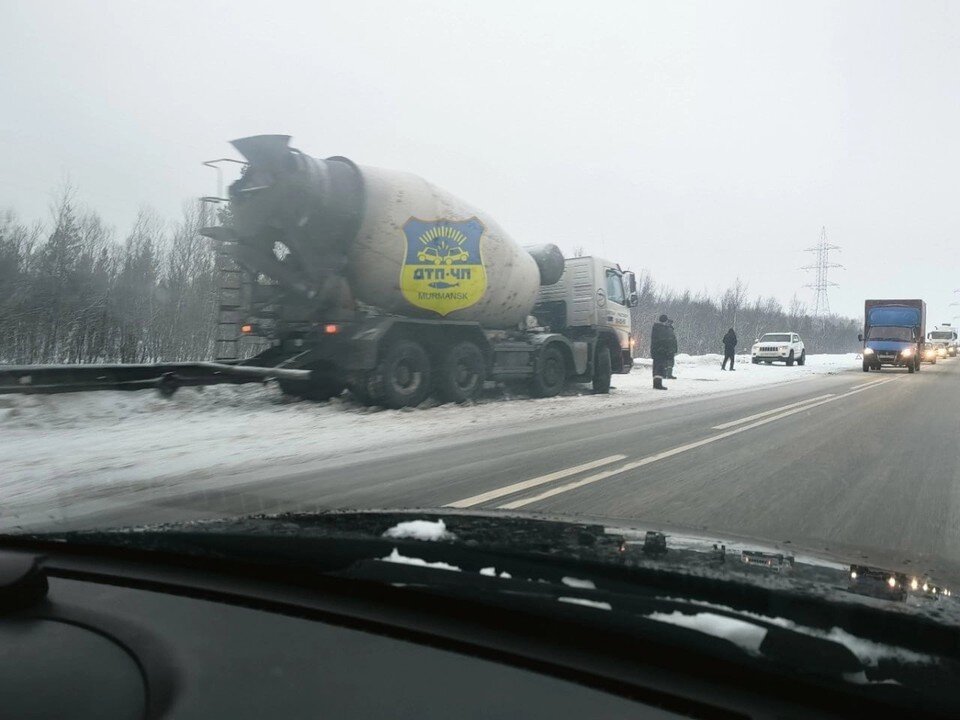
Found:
[200,135,637,409]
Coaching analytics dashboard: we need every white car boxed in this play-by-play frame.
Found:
[751,332,806,366]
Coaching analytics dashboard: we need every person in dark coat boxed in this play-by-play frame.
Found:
[721,328,737,370]
[665,319,678,379]
[650,314,672,389]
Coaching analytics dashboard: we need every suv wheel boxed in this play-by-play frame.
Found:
[797,350,806,366]
[786,350,795,367]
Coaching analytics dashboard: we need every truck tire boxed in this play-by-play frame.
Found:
[862,361,870,372]
[751,356,760,364]
[915,356,921,372]
[908,361,915,374]
[592,345,612,394]
[531,345,566,398]
[797,350,806,366]
[377,339,432,408]
[346,371,378,405]
[436,341,484,403]
[786,351,795,367]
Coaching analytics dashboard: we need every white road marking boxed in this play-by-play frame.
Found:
[498,377,897,510]
[711,394,835,430]
[848,377,891,391]
[443,454,627,509]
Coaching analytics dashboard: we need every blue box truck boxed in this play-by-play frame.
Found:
[859,299,926,373]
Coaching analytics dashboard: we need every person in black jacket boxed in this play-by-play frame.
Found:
[721,327,737,370]
[650,314,672,389]
[665,318,678,380]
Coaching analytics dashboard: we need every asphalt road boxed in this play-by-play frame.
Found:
[13,357,960,580]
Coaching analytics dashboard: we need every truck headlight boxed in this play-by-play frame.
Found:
[902,348,912,357]
[863,348,874,355]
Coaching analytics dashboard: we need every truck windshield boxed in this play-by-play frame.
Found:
[867,326,915,341]
[759,334,791,342]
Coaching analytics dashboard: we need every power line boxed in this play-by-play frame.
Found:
[801,226,843,317]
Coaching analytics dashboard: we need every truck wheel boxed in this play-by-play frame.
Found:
[915,356,921,372]
[531,345,566,398]
[862,361,870,372]
[797,350,806,366]
[908,361,915,374]
[377,339,432,408]
[592,345,612,394]
[786,351,795,367]
[751,356,760,364]
[436,341,484,403]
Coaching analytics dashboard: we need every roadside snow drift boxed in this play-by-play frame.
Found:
[0,354,858,521]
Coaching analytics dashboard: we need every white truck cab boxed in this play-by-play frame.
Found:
[751,332,806,366]
[927,324,958,358]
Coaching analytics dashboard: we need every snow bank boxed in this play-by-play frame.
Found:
[0,354,859,520]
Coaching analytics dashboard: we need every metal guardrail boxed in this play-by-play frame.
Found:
[0,362,311,397]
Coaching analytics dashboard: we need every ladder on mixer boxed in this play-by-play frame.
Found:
[215,245,244,361]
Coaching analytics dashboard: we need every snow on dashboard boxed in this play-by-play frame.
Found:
[0,354,858,526]
[379,548,461,572]
[646,610,768,656]
[382,519,455,541]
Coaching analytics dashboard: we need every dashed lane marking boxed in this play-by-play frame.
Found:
[497,377,897,510]
[443,454,627,509]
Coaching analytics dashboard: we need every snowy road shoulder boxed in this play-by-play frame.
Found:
[0,354,859,514]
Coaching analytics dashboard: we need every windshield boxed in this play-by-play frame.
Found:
[867,326,915,341]
[4,1,960,682]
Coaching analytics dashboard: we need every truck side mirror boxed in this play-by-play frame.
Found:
[857,333,863,342]
[628,291,639,308]
[624,271,637,294]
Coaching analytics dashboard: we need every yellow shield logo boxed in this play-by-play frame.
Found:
[400,218,487,316]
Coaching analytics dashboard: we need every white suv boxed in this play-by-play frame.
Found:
[751,332,806,366]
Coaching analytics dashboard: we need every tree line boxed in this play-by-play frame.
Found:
[0,185,220,364]
[1,185,860,365]
[628,273,861,356]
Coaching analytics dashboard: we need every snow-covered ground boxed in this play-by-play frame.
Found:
[0,353,859,516]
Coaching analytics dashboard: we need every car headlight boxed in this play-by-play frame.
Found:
[863,348,874,355]
[779,345,788,351]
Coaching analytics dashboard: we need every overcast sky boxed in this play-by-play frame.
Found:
[2,1,958,321]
